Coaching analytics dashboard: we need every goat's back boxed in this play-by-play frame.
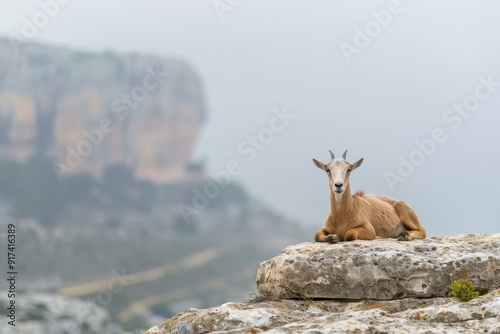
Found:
[361,194,405,238]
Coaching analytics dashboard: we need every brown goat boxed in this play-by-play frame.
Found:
[312,150,426,243]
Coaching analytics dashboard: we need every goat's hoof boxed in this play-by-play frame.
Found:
[397,232,412,241]
[326,234,340,244]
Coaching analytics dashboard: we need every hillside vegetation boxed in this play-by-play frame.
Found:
[0,158,306,331]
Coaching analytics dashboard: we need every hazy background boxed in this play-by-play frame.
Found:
[1,0,499,233]
[0,1,499,333]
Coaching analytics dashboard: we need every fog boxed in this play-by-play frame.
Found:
[1,1,499,231]
[1,1,500,332]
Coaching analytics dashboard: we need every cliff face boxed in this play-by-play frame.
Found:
[0,38,206,182]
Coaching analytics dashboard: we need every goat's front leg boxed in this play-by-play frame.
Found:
[344,225,376,241]
[314,228,340,243]
[314,213,339,243]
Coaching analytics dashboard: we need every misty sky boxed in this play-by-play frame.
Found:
[1,1,499,236]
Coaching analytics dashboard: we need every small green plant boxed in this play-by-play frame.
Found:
[448,279,479,302]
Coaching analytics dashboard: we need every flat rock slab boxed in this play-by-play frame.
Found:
[257,234,500,300]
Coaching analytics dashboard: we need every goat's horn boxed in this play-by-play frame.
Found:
[342,150,348,160]
[329,150,335,160]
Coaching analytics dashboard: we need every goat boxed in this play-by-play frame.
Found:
[312,150,426,243]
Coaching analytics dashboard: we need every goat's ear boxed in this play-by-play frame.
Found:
[351,158,364,171]
[313,159,328,172]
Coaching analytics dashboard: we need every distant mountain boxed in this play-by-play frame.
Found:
[0,167,307,330]
[0,38,206,183]
[0,39,308,332]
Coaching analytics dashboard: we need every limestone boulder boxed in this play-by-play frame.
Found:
[257,234,500,300]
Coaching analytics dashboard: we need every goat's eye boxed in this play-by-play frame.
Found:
[347,169,352,172]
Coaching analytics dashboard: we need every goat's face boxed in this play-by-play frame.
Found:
[313,150,363,197]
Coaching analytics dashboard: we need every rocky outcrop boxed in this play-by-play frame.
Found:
[0,292,125,334]
[145,289,500,333]
[0,38,206,182]
[257,234,500,300]
[145,234,500,334]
